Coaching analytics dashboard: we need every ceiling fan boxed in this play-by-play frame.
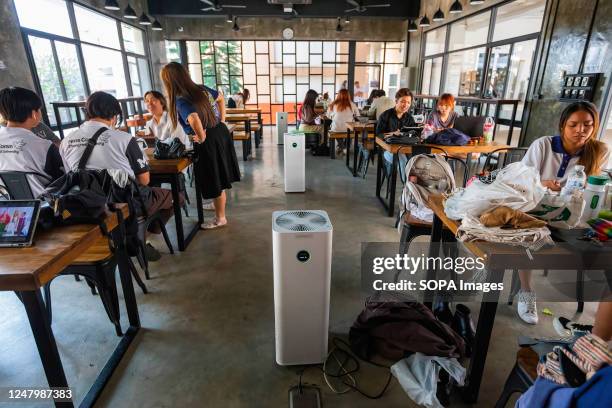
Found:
[201,0,246,12]
[344,0,391,13]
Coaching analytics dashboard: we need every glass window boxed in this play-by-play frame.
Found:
[189,64,203,85]
[385,43,405,63]
[425,27,447,56]
[443,47,486,97]
[14,0,73,38]
[493,0,545,42]
[323,42,336,62]
[121,23,145,55]
[29,36,63,125]
[127,56,151,96]
[484,44,511,99]
[449,11,490,51]
[242,41,255,63]
[502,39,538,119]
[187,41,200,63]
[383,64,402,97]
[74,5,120,50]
[356,42,384,63]
[165,40,181,63]
[81,44,127,97]
[55,42,86,102]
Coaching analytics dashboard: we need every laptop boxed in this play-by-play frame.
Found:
[0,200,41,247]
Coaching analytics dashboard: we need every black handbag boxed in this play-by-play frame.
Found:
[153,138,186,159]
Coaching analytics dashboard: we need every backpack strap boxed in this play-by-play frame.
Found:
[78,127,108,170]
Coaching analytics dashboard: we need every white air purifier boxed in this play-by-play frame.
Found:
[283,132,305,193]
[272,210,333,366]
[276,112,288,144]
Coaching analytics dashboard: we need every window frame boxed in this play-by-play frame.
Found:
[17,0,153,130]
[418,0,545,128]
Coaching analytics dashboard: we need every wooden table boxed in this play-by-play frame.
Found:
[226,110,262,147]
[376,138,510,217]
[424,194,612,403]
[345,121,376,176]
[0,206,139,407]
[146,149,204,251]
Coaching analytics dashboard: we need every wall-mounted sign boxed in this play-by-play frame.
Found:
[560,73,601,102]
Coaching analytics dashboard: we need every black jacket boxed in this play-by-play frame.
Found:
[375,108,417,135]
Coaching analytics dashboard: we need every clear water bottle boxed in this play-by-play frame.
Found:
[560,165,586,198]
[483,117,495,142]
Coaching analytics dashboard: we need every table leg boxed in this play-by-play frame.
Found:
[387,153,398,217]
[352,130,359,177]
[242,140,248,161]
[462,268,503,403]
[466,152,474,177]
[20,290,73,408]
[507,102,518,146]
[376,145,383,198]
[345,130,351,169]
[170,174,186,251]
[330,139,336,159]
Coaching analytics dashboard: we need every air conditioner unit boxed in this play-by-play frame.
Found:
[276,112,288,145]
[283,132,305,193]
[272,210,333,365]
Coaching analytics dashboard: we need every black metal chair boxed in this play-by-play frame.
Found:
[480,147,528,173]
[494,347,537,408]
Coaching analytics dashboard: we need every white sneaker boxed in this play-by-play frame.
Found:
[517,290,538,324]
[202,201,215,211]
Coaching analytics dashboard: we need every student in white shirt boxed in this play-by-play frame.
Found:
[327,89,360,156]
[515,101,609,325]
[61,92,180,242]
[144,90,191,148]
[367,90,396,120]
[0,87,63,197]
[228,89,250,109]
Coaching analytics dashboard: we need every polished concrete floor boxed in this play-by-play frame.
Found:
[0,128,597,408]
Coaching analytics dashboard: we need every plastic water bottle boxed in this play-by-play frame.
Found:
[560,165,586,198]
[581,175,609,220]
[483,117,494,143]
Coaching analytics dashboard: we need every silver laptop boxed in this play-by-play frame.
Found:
[0,200,41,247]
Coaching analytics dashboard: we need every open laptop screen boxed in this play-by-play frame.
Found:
[0,200,41,246]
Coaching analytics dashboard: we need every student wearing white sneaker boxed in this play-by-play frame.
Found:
[517,102,609,324]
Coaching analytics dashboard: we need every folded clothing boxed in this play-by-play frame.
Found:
[456,215,554,251]
[383,134,421,145]
[480,206,547,229]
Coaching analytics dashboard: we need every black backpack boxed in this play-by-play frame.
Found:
[42,127,149,255]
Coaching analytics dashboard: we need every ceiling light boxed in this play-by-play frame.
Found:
[433,8,445,22]
[151,19,163,31]
[232,21,240,31]
[139,13,151,25]
[419,15,430,27]
[227,15,233,23]
[470,0,485,5]
[344,16,350,24]
[124,4,137,19]
[450,0,463,13]
[408,20,418,32]
[104,0,120,11]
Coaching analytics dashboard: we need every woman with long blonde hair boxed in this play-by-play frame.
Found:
[161,62,240,229]
[516,101,609,325]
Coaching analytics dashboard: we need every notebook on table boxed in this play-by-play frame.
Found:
[0,200,41,247]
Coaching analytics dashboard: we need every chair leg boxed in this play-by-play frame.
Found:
[159,218,174,255]
[128,257,148,294]
[74,275,81,282]
[576,269,584,313]
[94,265,123,336]
[85,278,97,295]
[136,240,150,280]
[494,364,531,408]
[43,283,52,325]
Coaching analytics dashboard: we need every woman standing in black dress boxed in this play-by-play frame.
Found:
[161,62,240,229]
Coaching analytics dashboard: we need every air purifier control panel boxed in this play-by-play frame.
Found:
[296,250,310,263]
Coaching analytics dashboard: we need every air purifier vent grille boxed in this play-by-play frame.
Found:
[275,211,328,232]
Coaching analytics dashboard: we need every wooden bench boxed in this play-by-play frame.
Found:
[226,111,263,147]
[328,131,348,159]
[233,130,252,161]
